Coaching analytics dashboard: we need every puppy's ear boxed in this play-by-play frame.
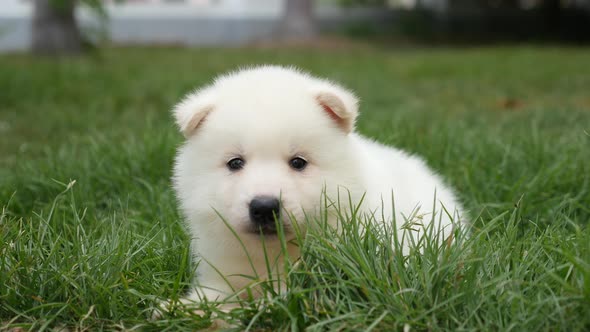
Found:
[313,82,359,133]
[172,87,216,137]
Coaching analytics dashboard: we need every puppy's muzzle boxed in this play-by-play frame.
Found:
[249,196,281,234]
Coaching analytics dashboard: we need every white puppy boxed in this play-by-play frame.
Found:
[171,65,464,305]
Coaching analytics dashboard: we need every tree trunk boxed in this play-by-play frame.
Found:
[275,0,316,41]
[32,0,83,55]
[540,0,562,36]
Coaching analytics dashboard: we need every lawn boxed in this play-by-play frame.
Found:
[1,45,589,331]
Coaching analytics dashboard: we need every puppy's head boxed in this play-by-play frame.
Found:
[172,66,361,237]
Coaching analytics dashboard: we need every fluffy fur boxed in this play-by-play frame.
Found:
[171,65,464,304]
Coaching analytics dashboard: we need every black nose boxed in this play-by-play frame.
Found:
[249,196,281,227]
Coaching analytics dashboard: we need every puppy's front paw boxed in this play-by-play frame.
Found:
[151,297,240,330]
[151,296,203,319]
[150,291,240,320]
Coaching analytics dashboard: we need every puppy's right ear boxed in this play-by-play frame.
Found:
[172,87,216,137]
[312,82,359,134]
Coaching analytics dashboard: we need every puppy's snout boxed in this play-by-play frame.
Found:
[249,196,280,227]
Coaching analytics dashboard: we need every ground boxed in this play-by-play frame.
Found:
[0,45,589,331]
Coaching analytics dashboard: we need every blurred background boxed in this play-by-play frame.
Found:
[1,0,590,54]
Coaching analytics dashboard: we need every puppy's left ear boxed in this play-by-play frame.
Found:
[172,87,216,138]
[313,82,359,133]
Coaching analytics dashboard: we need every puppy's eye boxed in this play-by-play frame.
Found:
[289,157,307,171]
[227,158,245,171]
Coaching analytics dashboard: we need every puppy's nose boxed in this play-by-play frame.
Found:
[249,196,280,227]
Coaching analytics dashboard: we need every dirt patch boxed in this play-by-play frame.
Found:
[247,36,374,51]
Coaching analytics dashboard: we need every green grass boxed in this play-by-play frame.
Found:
[1,45,589,331]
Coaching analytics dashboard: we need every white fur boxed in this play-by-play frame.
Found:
[171,65,464,304]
